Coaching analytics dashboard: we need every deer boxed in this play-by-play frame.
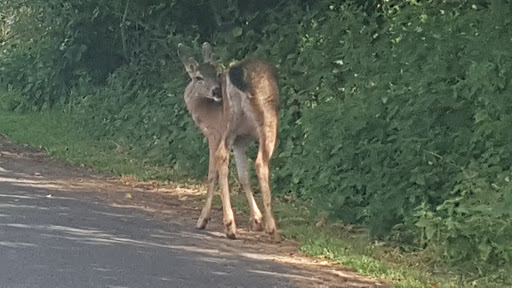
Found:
[177,42,281,243]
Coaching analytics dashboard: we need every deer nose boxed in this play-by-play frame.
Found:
[212,87,222,102]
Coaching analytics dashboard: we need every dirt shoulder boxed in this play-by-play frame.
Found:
[0,135,390,288]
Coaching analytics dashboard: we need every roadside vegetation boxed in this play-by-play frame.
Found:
[1,0,511,287]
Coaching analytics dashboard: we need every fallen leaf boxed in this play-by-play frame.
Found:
[125,193,133,199]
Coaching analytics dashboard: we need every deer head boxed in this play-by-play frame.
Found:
[178,43,222,102]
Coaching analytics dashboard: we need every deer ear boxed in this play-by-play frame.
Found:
[202,42,217,66]
[177,43,189,63]
[178,44,200,77]
[184,57,200,78]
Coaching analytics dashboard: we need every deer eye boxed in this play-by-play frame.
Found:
[195,76,204,81]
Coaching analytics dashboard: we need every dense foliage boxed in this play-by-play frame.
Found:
[2,0,511,278]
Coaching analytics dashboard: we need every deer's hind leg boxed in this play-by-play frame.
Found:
[254,119,280,243]
[233,138,264,231]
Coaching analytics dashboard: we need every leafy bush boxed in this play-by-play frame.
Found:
[290,0,512,272]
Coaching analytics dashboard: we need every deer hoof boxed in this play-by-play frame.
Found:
[249,219,264,232]
[269,229,281,243]
[226,231,237,239]
[195,217,209,230]
[225,220,237,239]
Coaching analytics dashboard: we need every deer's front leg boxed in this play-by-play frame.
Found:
[196,141,220,230]
[215,140,237,239]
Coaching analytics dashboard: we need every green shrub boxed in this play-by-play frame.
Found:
[292,0,512,271]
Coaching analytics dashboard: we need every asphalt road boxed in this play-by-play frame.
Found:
[0,179,296,288]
